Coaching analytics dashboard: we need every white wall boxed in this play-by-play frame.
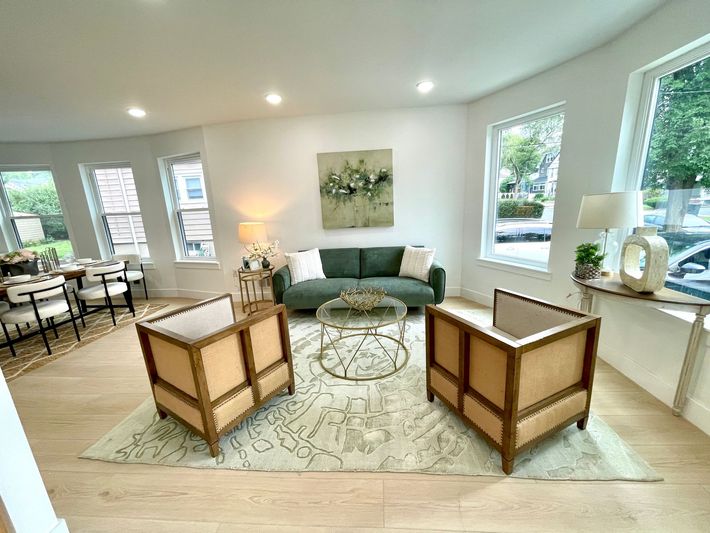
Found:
[0,368,68,533]
[0,105,467,300]
[202,105,467,296]
[461,0,710,433]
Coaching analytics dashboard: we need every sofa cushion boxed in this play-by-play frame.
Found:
[360,246,406,278]
[282,278,359,309]
[358,277,435,306]
[319,248,360,278]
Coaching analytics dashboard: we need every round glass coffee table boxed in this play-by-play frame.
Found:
[316,295,409,381]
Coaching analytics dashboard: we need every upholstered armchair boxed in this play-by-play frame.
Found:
[136,295,294,457]
[426,289,600,474]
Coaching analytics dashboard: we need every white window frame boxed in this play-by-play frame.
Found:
[481,103,565,272]
[0,165,76,253]
[84,162,150,259]
[162,153,218,261]
[623,42,710,193]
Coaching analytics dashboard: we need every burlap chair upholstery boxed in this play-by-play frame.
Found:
[136,295,294,457]
[426,289,600,474]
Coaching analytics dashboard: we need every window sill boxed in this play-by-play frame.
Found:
[174,260,221,270]
[476,257,552,281]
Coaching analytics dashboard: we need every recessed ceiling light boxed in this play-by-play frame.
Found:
[126,107,147,118]
[416,80,435,94]
[265,93,282,105]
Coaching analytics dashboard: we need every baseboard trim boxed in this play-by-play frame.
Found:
[445,286,461,297]
[460,287,493,307]
[599,342,710,436]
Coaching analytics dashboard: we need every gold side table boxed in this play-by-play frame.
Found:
[238,266,275,314]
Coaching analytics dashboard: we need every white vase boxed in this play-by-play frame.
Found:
[619,227,669,293]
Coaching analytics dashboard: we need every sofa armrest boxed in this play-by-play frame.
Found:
[429,260,446,304]
[273,266,291,304]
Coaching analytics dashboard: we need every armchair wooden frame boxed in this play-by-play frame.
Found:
[426,289,601,474]
[136,295,295,457]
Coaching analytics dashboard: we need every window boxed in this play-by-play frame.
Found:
[87,164,150,258]
[185,177,204,199]
[630,47,709,299]
[0,168,75,258]
[164,155,216,258]
[483,105,565,269]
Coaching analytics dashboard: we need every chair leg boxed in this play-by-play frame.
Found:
[66,302,81,343]
[37,319,52,355]
[502,456,514,475]
[208,441,220,458]
[107,295,117,326]
[74,292,86,328]
[49,317,59,339]
[143,278,149,300]
[14,324,22,337]
[125,286,135,317]
[577,416,589,430]
[427,390,435,402]
[1,322,16,357]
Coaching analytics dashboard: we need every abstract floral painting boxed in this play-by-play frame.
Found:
[317,149,393,229]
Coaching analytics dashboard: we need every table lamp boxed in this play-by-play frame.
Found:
[238,222,268,245]
[576,191,642,274]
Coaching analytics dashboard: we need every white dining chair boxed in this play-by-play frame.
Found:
[112,253,148,299]
[0,275,81,357]
[76,262,135,326]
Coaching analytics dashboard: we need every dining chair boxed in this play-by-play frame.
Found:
[76,262,135,326]
[112,253,148,299]
[0,275,82,357]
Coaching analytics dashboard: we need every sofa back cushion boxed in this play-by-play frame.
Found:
[360,246,406,278]
[319,248,360,278]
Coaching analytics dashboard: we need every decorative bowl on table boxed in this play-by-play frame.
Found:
[3,274,32,284]
[339,287,387,312]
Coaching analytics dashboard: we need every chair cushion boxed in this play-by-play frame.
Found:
[318,248,360,278]
[0,301,9,314]
[360,247,406,278]
[125,270,144,282]
[358,277,434,306]
[77,282,128,300]
[1,299,69,324]
[282,278,359,309]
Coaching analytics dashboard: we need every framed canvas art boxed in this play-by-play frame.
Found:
[317,149,393,229]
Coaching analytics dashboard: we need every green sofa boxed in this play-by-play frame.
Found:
[273,246,446,310]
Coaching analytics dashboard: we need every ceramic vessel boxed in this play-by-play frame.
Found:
[619,226,669,293]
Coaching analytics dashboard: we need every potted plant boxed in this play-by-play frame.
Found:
[246,240,280,269]
[0,248,40,277]
[574,242,605,280]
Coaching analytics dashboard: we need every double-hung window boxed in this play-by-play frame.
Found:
[0,167,75,258]
[86,164,150,258]
[628,45,710,299]
[483,105,565,270]
[164,155,216,259]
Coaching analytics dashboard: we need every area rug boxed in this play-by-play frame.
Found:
[0,302,167,381]
[81,312,661,481]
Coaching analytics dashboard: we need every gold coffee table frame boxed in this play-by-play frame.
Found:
[316,295,409,381]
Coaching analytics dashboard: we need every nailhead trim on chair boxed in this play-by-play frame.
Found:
[515,390,587,448]
[464,394,503,445]
[212,387,255,432]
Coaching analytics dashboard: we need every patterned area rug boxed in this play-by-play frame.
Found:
[81,312,661,481]
[0,302,167,381]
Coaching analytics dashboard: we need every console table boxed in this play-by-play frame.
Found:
[571,274,710,416]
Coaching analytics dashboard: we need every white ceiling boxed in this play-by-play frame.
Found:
[0,0,665,143]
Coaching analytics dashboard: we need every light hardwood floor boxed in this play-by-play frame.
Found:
[7,297,710,532]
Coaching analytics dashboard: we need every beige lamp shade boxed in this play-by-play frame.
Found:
[238,222,268,244]
[576,191,643,230]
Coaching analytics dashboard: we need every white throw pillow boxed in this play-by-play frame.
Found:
[399,245,435,282]
[285,248,326,285]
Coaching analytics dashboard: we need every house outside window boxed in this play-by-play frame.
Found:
[86,164,150,258]
[0,167,75,258]
[629,47,710,299]
[483,105,565,270]
[164,155,216,259]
